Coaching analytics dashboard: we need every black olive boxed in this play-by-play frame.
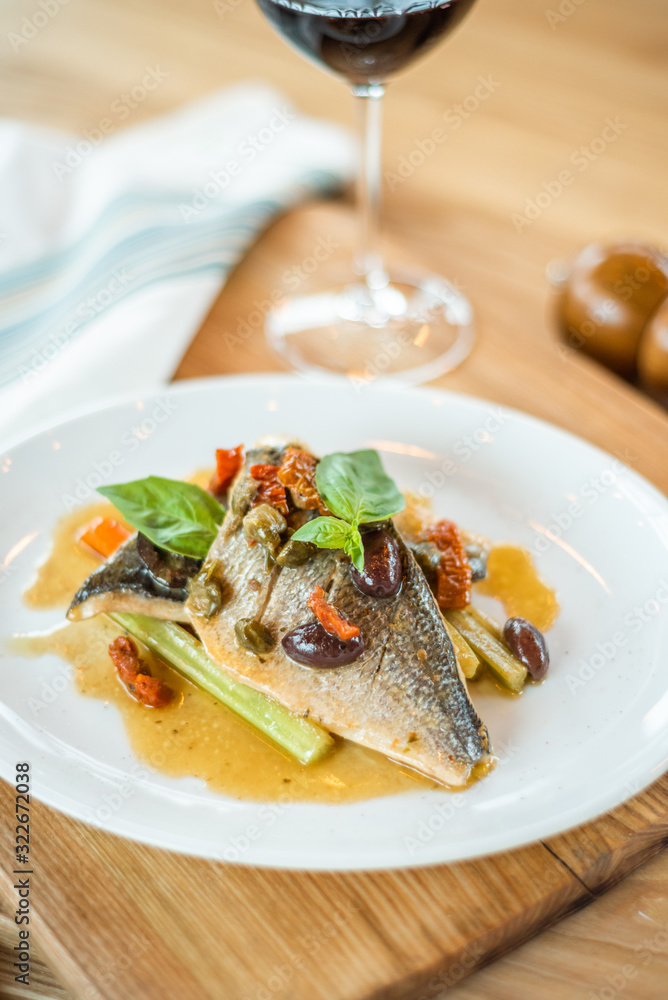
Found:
[359,519,390,533]
[351,528,403,598]
[282,621,364,668]
[136,534,201,594]
[503,617,550,681]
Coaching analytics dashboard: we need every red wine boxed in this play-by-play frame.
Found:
[255,0,477,84]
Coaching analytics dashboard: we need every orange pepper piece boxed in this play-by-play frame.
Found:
[79,517,131,559]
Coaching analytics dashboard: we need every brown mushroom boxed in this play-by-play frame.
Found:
[637,296,668,406]
[555,241,668,380]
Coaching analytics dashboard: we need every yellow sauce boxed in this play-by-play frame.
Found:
[475,543,560,633]
[17,503,434,803]
[24,502,129,610]
[394,491,434,541]
[397,493,559,633]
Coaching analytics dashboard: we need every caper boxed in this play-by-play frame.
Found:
[409,541,442,582]
[187,563,223,618]
[234,618,275,655]
[276,537,317,567]
[243,503,287,552]
[465,543,488,583]
[188,578,222,618]
[231,475,258,517]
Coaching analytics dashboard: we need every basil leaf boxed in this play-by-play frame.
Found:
[316,450,405,525]
[98,476,224,559]
[291,516,352,551]
[341,526,364,572]
[292,518,365,571]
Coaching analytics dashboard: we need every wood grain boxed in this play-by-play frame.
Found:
[0,789,590,1000]
[1,0,668,997]
[446,845,668,1000]
[0,901,69,1000]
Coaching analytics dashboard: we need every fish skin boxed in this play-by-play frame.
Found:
[188,448,491,788]
[67,537,192,623]
[66,443,282,626]
[200,446,284,623]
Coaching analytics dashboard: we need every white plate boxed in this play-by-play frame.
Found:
[1,375,668,870]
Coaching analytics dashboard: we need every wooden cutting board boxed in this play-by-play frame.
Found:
[1,202,668,1000]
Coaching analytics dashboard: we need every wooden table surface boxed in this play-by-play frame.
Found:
[2,0,668,997]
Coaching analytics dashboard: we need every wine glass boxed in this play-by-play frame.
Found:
[255,0,479,384]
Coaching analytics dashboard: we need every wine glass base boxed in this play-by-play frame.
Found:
[265,266,475,385]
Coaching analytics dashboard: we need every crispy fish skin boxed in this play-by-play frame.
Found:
[67,537,191,623]
[188,449,491,788]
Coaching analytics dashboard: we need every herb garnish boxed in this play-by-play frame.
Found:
[291,450,405,571]
[98,477,225,559]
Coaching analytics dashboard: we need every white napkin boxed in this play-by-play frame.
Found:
[0,82,355,446]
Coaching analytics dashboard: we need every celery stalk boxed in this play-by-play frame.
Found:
[107,612,334,765]
[444,609,527,692]
[442,618,482,680]
[467,605,505,643]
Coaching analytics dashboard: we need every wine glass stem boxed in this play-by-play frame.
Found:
[352,83,386,285]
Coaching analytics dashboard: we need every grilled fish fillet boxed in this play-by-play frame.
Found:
[188,448,491,787]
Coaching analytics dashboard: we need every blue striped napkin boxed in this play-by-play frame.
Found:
[0,82,355,445]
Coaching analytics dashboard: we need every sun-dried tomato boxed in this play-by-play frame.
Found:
[108,636,173,709]
[249,463,289,515]
[133,674,174,709]
[277,448,328,513]
[307,585,360,641]
[209,445,244,495]
[108,636,140,685]
[422,520,472,610]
